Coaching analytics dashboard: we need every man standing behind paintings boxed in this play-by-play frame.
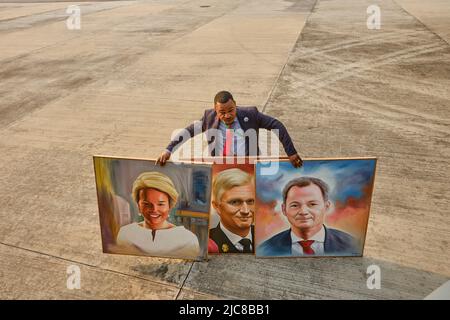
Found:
[156,91,303,168]
[209,168,255,253]
[258,177,358,257]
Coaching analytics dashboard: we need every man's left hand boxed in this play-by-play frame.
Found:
[289,154,303,168]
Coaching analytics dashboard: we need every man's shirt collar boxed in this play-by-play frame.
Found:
[219,222,252,246]
[290,225,326,243]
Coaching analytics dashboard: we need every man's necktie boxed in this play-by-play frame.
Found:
[299,240,315,255]
[239,238,252,253]
[223,128,233,156]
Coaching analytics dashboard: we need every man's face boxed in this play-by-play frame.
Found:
[138,188,171,229]
[213,183,255,234]
[282,184,330,231]
[215,99,237,126]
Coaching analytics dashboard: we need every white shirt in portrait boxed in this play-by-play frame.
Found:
[117,222,200,259]
[219,223,253,252]
[290,225,325,256]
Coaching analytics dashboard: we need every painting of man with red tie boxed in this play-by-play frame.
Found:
[256,158,377,257]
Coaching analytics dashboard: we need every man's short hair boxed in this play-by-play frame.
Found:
[213,168,253,202]
[282,177,330,203]
[132,171,179,207]
[214,91,235,105]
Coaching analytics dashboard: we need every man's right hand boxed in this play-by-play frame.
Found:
[156,150,171,166]
[289,153,303,168]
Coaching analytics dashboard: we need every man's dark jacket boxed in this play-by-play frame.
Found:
[257,226,360,256]
[166,106,297,156]
[209,223,255,253]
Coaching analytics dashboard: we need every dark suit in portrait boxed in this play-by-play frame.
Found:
[209,223,255,254]
[257,225,359,257]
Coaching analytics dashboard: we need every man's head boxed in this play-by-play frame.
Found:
[132,172,179,229]
[214,91,236,126]
[212,168,255,237]
[281,177,331,234]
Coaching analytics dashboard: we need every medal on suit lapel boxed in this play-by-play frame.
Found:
[221,244,229,253]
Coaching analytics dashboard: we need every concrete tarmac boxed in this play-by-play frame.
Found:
[0,0,449,299]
